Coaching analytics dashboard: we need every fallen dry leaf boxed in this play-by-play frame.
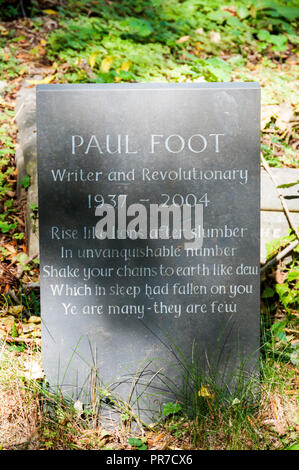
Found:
[100,56,113,73]
[8,305,24,317]
[115,61,131,82]
[26,75,56,85]
[21,360,44,380]
[27,316,41,324]
[275,269,287,284]
[275,102,294,132]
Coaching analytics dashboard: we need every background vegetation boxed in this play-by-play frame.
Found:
[0,0,298,450]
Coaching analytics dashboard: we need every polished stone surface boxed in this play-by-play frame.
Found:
[37,83,260,420]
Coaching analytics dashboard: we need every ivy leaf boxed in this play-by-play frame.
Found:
[20,175,30,189]
[270,34,287,51]
[163,402,182,416]
[0,221,17,233]
[257,29,271,42]
[27,75,56,85]
[262,287,275,298]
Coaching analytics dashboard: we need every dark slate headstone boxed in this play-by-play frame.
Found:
[37,83,260,421]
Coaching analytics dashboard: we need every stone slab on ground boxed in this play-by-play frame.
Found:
[261,168,299,262]
[261,211,299,263]
[261,168,299,212]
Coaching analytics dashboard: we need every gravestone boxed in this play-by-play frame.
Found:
[37,83,260,421]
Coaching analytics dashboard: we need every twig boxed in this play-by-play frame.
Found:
[261,240,299,273]
[7,288,20,304]
[261,153,299,272]
[12,215,25,227]
[13,102,24,121]
[5,336,35,343]
[20,282,40,290]
[19,0,27,18]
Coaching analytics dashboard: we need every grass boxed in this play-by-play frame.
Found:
[0,342,42,449]
[0,316,298,450]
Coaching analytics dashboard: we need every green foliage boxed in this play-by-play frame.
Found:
[47,18,105,53]
[266,230,299,259]
[16,252,30,271]
[285,442,299,450]
[20,175,31,189]
[13,232,25,240]
[0,217,17,233]
[10,320,19,338]
[128,437,147,450]
[267,234,298,316]
[262,286,275,298]
[43,0,299,85]
[0,45,21,80]
[18,290,40,317]
[162,402,182,417]
[0,137,18,237]
[7,343,25,352]
[276,282,298,312]
[261,138,298,168]
[192,57,233,81]
[0,1,19,20]
[262,230,298,364]
[0,100,24,242]
[257,29,288,51]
